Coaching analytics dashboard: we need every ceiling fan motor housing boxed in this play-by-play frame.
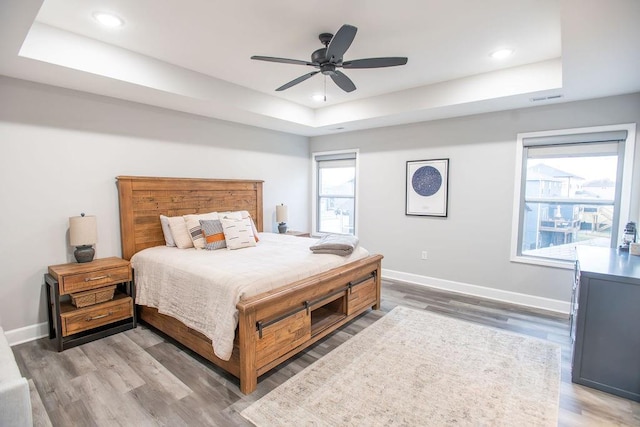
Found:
[312,48,338,75]
[312,48,328,64]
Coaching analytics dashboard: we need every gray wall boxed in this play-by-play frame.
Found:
[1,73,638,335]
[310,93,640,303]
[0,76,309,332]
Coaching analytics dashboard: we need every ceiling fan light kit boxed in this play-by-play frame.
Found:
[251,24,408,93]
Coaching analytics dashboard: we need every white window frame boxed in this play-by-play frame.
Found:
[510,123,636,269]
[311,149,360,237]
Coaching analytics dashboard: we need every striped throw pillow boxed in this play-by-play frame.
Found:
[199,219,227,250]
[219,210,260,242]
[220,217,257,250]
[183,212,218,249]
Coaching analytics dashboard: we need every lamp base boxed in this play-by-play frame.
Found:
[74,245,95,263]
[278,222,288,234]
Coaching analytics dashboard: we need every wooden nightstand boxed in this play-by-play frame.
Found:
[285,230,311,237]
[45,257,136,351]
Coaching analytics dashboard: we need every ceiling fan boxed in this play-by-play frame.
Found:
[251,24,408,93]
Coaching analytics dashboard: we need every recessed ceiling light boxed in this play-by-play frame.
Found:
[490,48,514,59]
[93,12,124,28]
[312,94,325,102]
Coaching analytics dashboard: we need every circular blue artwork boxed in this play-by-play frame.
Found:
[412,166,442,197]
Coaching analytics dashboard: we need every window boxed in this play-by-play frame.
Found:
[312,150,358,235]
[511,124,636,267]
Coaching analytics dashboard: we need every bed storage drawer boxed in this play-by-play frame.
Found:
[60,295,133,337]
[347,276,377,315]
[256,310,311,367]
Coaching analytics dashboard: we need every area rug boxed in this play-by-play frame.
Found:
[241,306,561,426]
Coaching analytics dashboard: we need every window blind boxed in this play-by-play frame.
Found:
[522,130,627,147]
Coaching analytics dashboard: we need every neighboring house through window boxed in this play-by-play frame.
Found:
[312,150,358,236]
[511,124,636,267]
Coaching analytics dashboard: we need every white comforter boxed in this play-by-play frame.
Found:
[131,233,369,361]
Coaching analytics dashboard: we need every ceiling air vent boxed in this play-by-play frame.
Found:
[530,94,564,102]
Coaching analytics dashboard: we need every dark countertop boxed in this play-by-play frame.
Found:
[576,246,640,281]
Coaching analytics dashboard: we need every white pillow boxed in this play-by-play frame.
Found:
[218,211,243,220]
[167,216,193,249]
[219,210,260,242]
[159,215,176,247]
[183,212,218,249]
[220,217,257,250]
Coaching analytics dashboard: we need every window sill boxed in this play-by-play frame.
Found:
[510,255,573,270]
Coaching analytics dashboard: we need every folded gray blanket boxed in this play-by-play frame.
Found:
[310,234,359,256]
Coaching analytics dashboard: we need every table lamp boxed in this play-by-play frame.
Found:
[276,204,288,234]
[69,213,97,263]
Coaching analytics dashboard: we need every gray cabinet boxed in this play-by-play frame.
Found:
[572,246,640,402]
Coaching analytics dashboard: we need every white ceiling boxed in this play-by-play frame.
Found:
[1,0,639,136]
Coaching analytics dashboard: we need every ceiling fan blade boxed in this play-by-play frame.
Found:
[251,56,317,67]
[330,70,356,93]
[326,24,357,63]
[276,71,320,91]
[342,57,408,69]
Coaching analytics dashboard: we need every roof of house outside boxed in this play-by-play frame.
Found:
[527,163,584,180]
[582,178,615,188]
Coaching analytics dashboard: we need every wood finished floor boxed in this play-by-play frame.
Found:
[13,280,640,426]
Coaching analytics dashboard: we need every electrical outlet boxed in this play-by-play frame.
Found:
[421,251,428,260]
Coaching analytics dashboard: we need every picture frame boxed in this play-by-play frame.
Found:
[406,158,449,217]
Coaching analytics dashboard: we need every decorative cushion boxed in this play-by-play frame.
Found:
[218,211,243,220]
[199,219,227,250]
[159,215,176,247]
[167,216,193,249]
[220,217,257,250]
[245,214,260,243]
[184,212,218,249]
[219,210,260,242]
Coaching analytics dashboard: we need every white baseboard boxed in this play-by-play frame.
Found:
[5,270,569,345]
[5,322,49,347]
[382,269,570,314]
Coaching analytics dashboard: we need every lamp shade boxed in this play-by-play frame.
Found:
[276,204,288,223]
[69,214,97,246]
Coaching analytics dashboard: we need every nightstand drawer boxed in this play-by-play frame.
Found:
[59,265,131,295]
[60,295,133,337]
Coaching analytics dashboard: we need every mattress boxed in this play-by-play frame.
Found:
[131,232,369,360]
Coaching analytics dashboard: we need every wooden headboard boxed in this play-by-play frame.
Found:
[116,176,264,260]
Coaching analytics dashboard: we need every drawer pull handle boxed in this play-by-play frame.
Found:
[84,274,111,282]
[86,312,112,322]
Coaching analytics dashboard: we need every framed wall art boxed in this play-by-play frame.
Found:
[406,158,449,217]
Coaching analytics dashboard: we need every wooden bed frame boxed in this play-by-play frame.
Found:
[116,176,383,394]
